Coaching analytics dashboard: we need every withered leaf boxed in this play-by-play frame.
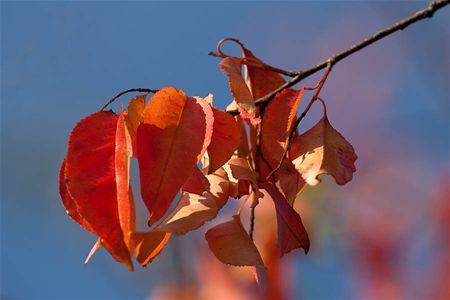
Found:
[290,115,357,186]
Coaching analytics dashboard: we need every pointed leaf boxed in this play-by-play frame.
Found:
[116,110,136,254]
[59,160,93,232]
[63,111,133,269]
[261,88,305,168]
[136,87,212,223]
[125,95,145,156]
[291,116,357,186]
[264,183,310,256]
[182,167,210,195]
[206,168,231,210]
[205,215,264,267]
[227,157,257,184]
[207,107,240,173]
[132,232,171,267]
[157,192,218,235]
[240,46,286,99]
[219,57,259,124]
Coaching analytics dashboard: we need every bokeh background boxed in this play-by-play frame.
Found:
[1,1,449,299]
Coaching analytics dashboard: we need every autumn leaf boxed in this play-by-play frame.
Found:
[227,157,257,184]
[182,167,211,195]
[239,45,286,100]
[219,57,260,124]
[137,87,214,223]
[263,183,310,256]
[206,168,231,210]
[115,110,136,253]
[261,88,305,168]
[59,160,93,232]
[207,107,240,174]
[274,160,306,206]
[290,115,357,186]
[125,95,145,156]
[205,215,264,267]
[157,167,231,235]
[61,111,133,270]
[156,192,218,235]
[132,231,171,267]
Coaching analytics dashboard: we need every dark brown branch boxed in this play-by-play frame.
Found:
[225,0,449,115]
[100,88,158,111]
[249,205,256,240]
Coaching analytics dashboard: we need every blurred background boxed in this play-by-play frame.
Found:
[1,1,449,299]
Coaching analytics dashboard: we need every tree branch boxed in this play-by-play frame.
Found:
[225,0,449,115]
[100,88,158,111]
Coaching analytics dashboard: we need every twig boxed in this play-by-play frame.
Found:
[100,88,158,111]
[225,0,449,115]
[249,205,256,240]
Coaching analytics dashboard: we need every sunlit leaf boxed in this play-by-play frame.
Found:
[62,111,133,270]
[132,232,171,267]
[207,107,241,173]
[290,115,357,186]
[261,88,305,168]
[205,215,264,267]
[137,87,213,223]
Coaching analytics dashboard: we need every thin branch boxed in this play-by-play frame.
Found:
[100,88,158,111]
[225,0,449,115]
[249,205,256,240]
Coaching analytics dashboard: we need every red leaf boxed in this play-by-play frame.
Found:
[115,110,136,253]
[182,167,210,195]
[63,111,133,270]
[263,183,310,256]
[261,88,305,168]
[207,107,240,174]
[136,87,213,223]
[59,160,93,232]
[240,46,286,100]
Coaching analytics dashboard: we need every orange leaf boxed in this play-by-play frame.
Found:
[206,168,231,210]
[132,232,171,267]
[156,192,218,235]
[207,107,240,174]
[136,87,213,223]
[264,183,310,256]
[290,115,357,186]
[274,160,306,205]
[62,111,133,270]
[125,95,145,156]
[227,157,257,184]
[205,215,264,267]
[157,167,231,234]
[219,57,259,125]
[261,88,305,168]
[115,110,136,254]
